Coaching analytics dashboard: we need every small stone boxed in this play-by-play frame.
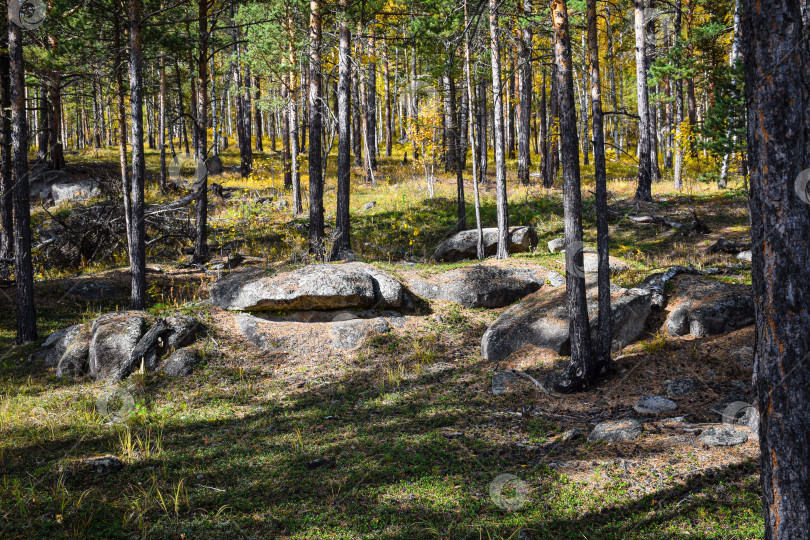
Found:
[699,426,748,447]
[305,457,335,470]
[634,395,678,415]
[362,201,376,211]
[547,238,566,253]
[588,419,643,443]
[546,271,565,287]
[666,378,702,397]
[735,250,752,262]
[83,455,123,475]
[492,371,518,396]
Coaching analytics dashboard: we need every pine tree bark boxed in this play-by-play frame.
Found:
[383,44,392,157]
[464,0,484,259]
[287,10,301,214]
[308,0,324,256]
[489,0,509,259]
[332,3,351,259]
[193,0,209,264]
[517,0,532,185]
[8,10,36,341]
[587,0,611,368]
[0,17,12,264]
[159,54,167,191]
[743,1,810,537]
[114,10,132,270]
[634,0,653,201]
[547,0,592,392]
[282,84,292,189]
[443,61,466,230]
[673,0,684,190]
[254,77,263,151]
[128,0,147,309]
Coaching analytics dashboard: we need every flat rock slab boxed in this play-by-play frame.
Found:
[588,419,643,443]
[664,276,754,337]
[433,226,538,262]
[634,395,678,415]
[330,318,390,350]
[236,313,392,353]
[699,426,749,447]
[667,378,702,397]
[482,277,651,363]
[210,262,404,312]
[408,264,547,308]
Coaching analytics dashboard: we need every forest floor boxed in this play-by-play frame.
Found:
[0,142,762,538]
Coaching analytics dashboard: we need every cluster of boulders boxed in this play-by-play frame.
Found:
[33,311,202,381]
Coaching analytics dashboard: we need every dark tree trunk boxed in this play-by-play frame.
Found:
[383,45,392,157]
[36,83,48,162]
[444,62,466,230]
[673,0,684,190]
[546,0,593,393]
[634,0,653,201]
[308,0,324,257]
[128,0,147,309]
[367,49,378,171]
[47,40,64,170]
[540,68,550,187]
[193,0,209,264]
[0,20,12,263]
[9,9,36,342]
[489,0,509,259]
[743,1,810,537]
[506,52,515,160]
[114,11,132,268]
[477,79,487,178]
[352,60,362,166]
[332,3,351,259]
[253,77,263,151]
[286,15,301,214]
[587,0,611,368]
[646,3,660,181]
[517,0,532,185]
[159,54,167,191]
[174,59,190,154]
[232,17,251,177]
[282,84,292,189]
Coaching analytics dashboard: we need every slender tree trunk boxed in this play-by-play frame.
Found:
[352,59,362,166]
[254,76,263,151]
[444,60,466,230]
[332,1,351,259]
[367,35,378,170]
[518,0,532,185]
[742,0,810,537]
[0,19,12,264]
[159,54,167,191]
[540,68,550,187]
[287,11,301,214]
[193,0,209,264]
[175,59,190,154]
[719,0,741,188]
[673,0,684,190]
[114,11,132,267]
[282,84,292,189]
[587,0,611,369]
[634,0,653,201]
[36,83,48,162]
[646,4,660,181]
[8,7,36,342]
[308,0,324,256]
[489,0,509,259]
[464,0,484,259]
[383,44,392,157]
[506,51,515,160]
[128,0,147,309]
[47,37,64,170]
[547,0,592,392]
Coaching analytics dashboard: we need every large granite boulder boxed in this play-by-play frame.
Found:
[40,311,202,381]
[407,264,548,308]
[433,226,538,262]
[210,262,404,312]
[481,277,651,363]
[88,312,149,381]
[663,276,754,337]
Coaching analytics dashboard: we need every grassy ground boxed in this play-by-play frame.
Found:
[0,140,761,538]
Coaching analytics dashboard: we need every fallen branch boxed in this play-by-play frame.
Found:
[510,369,557,397]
